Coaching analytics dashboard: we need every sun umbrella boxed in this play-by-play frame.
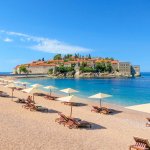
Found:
[57,95,78,117]
[89,93,112,107]
[44,86,57,96]
[60,88,78,96]
[5,83,17,100]
[22,87,44,102]
[31,84,42,88]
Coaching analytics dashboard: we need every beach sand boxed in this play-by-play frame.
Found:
[0,84,150,150]
[126,103,150,113]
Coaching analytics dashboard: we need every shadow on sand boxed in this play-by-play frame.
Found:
[109,109,123,115]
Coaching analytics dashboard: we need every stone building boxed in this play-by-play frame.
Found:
[111,60,119,72]
[14,63,56,74]
[118,62,131,76]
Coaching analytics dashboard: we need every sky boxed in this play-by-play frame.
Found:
[0,0,150,72]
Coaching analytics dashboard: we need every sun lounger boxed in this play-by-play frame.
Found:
[34,93,47,96]
[100,107,112,114]
[66,118,92,129]
[146,118,150,127]
[44,95,56,100]
[129,137,150,150]
[14,87,23,91]
[22,102,35,109]
[91,106,102,113]
[55,113,81,125]
[91,106,112,114]
[45,95,58,100]
[15,98,27,103]
[55,113,90,129]
[0,92,9,97]
[61,102,79,106]
[55,113,70,125]
[30,104,48,112]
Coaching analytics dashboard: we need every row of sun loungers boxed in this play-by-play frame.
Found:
[44,95,57,100]
[129,137,150,150]
[55,113,92,129]
[22,101,48,112]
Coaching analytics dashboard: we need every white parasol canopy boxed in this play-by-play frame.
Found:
[89,93,112,107]
[5,83,18,100]
[22,87,44,101]
[57,95,79,117]
[60,88,78,96]
[22,87,43,94]
[31,84,42,88]
[44,85,57,96]
[57,95,76,102]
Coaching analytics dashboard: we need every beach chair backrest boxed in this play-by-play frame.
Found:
[59,113,69,121]
[134,137,150,148]
[147,118,150,122]
[93,106,100,110]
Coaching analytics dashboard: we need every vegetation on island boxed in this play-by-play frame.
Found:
[18,53,115,77]
[15,53,140,78]
[19,65,29,74]
[49,54,113,75]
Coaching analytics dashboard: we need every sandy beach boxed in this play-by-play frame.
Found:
[0,84,150,150]
[126,103,150,113]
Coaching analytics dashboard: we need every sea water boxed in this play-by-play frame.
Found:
[19,72,150,106]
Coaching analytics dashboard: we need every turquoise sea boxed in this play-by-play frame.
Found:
[19,72,150,106]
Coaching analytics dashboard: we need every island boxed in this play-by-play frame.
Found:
[13,54,141,78]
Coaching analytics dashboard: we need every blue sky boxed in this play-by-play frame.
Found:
[0,0,150,72]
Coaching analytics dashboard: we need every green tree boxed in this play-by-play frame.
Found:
[53,54,62,60]
[19,65,28,74]
[80,66,95,73]
[95,62,106,72]
[106,62,112,73]
[48,69,53,74]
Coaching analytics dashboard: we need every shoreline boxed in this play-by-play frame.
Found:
[0,73,141,79]
[2,76,150,114]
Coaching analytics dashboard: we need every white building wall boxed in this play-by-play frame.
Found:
[27,66,55,74]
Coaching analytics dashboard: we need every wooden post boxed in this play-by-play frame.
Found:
[12,88,14,101]
[33,94,34,102]
[100,98,102,108]
[49,89,51,96]
[70,104,73,117]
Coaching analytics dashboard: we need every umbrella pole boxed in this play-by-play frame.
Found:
[33,94,35,102]
[12,89,13,101]
[100,98,101,108]
[50,89,51,96]
[70,105,73,117]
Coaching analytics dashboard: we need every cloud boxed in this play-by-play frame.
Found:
[0,30,91,54]
[3,38,13,42]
